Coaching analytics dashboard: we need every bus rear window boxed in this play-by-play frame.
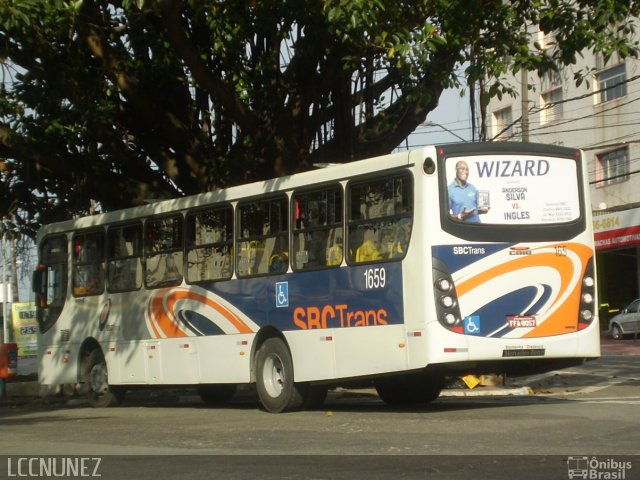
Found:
[445,154,580,225]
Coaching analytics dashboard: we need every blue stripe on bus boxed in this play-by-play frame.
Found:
[177,310,226,336]
[201,263,405,332]
[472,286,554,337]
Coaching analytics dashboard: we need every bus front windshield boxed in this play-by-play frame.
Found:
[445,154,581,226]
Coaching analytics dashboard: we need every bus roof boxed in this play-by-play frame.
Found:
[36,148,420,237]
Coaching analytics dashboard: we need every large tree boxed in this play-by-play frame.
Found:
[1,0,639,235]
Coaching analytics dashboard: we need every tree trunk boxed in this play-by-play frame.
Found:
[10,230,19,303]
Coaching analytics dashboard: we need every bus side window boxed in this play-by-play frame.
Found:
[36,235,68,332]
[237,196,288,277]
[291,186,343,271]
[145,215,184,288]
[390,219,411,257]
[355,227,382,262]
[72,230,105,297]
[185,206,233,283]
[107,223,143,292]
[325,227,343,266]
[347,173,413,264]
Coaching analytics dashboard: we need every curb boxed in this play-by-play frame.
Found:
[4,382,60,398]
[440,386,533,397]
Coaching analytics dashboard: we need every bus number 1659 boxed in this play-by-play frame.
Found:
[364,267,386,289]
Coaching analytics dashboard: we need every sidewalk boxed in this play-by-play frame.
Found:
[444,333,640,397]
[2,334,638,405]
[599,334,640,355]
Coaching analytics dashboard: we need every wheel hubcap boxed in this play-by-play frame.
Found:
[89,362,109,394]
[262,353,285,398]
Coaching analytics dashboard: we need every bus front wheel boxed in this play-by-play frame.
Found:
[255,337,304,413]
[83,349,125,408]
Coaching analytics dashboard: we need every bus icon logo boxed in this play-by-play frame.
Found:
[275,282,289,308]
[566,456,589,479]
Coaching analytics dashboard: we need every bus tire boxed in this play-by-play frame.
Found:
[255,337,304,413]
[197,384,237,405]
[84,349,125,408]
[374,373,443,406]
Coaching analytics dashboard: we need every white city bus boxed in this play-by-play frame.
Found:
[32,142,599,412]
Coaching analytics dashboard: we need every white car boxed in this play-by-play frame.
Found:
[609,299,640,340]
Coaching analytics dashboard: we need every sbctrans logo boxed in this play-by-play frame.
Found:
[567,456,632,479]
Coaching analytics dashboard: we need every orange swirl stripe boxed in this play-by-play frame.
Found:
[454,243,592,337]
[148,288,253,338]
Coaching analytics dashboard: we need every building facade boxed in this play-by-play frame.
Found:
[486,26,640,326]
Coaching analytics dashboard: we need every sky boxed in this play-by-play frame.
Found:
[405,87,473,148]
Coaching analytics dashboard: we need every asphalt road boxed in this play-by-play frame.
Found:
[1,351,639,480]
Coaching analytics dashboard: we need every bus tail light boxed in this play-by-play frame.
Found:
[432,257,462,332]
[578,257,596,330]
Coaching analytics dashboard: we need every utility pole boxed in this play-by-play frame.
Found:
[0,220,8,398]
[1,220,8,344]
[521,68,530,142]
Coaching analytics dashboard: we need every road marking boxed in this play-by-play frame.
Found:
[564,396,640,405]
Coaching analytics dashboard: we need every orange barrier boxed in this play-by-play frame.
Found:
[0,343,18,379]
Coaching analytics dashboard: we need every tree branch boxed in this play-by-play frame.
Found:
[159,0,258,134]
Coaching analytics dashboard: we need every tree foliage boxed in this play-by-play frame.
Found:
[0,0,638,235]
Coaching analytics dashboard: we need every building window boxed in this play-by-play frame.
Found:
[541,67,562,92]
[493,107,513,139]
[596,63,626,103]
[596,148,629,187]
[540,30,556,51]
[541,87,563,124]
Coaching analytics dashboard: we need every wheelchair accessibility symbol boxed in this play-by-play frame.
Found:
[275,282,289,308]
[463,315,481,335]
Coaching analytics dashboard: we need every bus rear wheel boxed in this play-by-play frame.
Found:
[84,349,125,408]
[374,372,444,406]
[255,337,304,413]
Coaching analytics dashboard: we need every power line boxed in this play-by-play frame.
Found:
[590,167,640,185]
[491,73,640,141]
[498,82,640,137]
